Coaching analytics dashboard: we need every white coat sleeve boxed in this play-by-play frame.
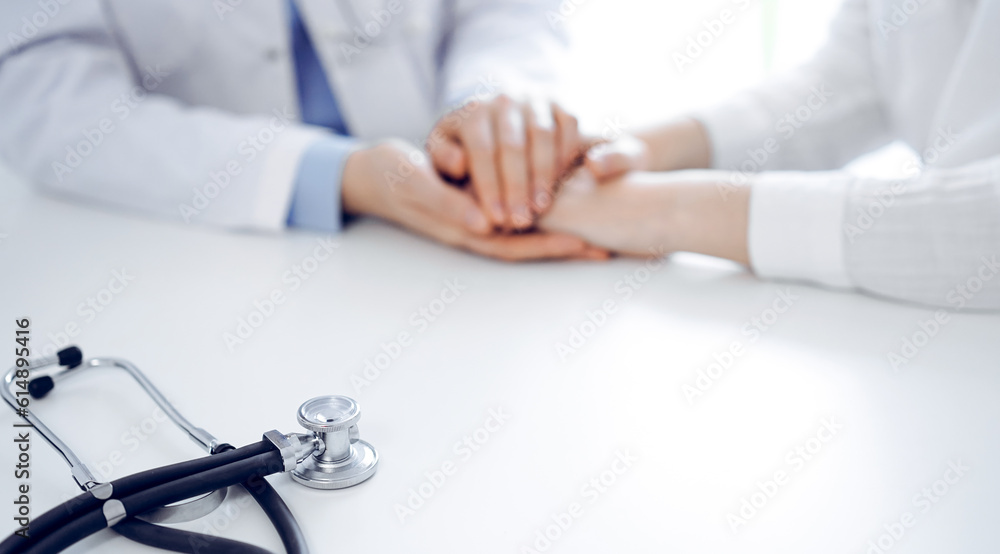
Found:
[748,156,1000,310]
[694,0,894,172]
[0,2,327,231]
[438,0,569,108]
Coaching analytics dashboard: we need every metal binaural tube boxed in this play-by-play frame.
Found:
[2,350,222,491]
[85,358,219,453]
[3,357,100,489]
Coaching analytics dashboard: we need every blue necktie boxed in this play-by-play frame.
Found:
[289,0,349,135]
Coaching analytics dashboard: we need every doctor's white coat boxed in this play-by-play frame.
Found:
[0,0,566,230]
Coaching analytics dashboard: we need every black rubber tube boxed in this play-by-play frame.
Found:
[107,442,308,554]
[21,452,283,554]
[0,441,274,554]
[217,443,310,554]
[242,473,310,554]
[112,518,274,554]
[123,453,283,517]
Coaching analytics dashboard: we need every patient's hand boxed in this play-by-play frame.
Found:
[341,139,609,262]
[583,134,651,181]
[582,118,712,179]
[540,168,751,264]
[540,169,677,257]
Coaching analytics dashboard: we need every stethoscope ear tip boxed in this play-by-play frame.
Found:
[26,346,82,399]
[57,346,83,368]
[28,376,55,399]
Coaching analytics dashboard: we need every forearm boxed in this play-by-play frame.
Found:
[634,118,713,172]
[0,38,324,230]
[541,171,749,263]
[667,177,749,264]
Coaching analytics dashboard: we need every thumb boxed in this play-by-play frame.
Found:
[584,136,648,181]
[427,173,492,235]
[429,138,469,182]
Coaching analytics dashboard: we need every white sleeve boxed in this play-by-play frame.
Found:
[694,0,894,172]
[749,155,1000,310]
[0,2,325,232]
[438,0,568,107]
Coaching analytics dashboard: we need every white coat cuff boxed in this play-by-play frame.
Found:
[253,127,330,231]
[748,171,855,289]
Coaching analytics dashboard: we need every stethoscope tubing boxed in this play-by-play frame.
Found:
[113,518,274,554]
[19,450,283,554]
[0,440,275,553]
[2,347,311,554]
[112,446,309,554]
[218,444,310,554]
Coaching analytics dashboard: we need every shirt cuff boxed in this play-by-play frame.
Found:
[748,171,856,289]
[286,134,359,233]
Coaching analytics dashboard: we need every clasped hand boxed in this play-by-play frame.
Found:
[340,94,614,262]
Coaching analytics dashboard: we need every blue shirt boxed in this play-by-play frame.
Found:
[285,0,357,232]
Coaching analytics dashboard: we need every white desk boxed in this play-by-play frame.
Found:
[2,169,998,553]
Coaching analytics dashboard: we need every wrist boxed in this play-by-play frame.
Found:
[637,118,712,172]
[341,146,377,217]
[664,178,750,264]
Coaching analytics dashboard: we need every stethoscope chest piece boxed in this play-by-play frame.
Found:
[291,395,379,490]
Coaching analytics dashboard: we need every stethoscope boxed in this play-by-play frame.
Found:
[0,346,379,554]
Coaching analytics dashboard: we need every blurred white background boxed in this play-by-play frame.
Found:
[561,0,844,131]
[561,0,916,176]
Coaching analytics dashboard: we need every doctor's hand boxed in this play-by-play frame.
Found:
[341,140,609,262]
[427,96,585,231]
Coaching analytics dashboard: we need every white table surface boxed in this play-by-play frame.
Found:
[2,167,998,554]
